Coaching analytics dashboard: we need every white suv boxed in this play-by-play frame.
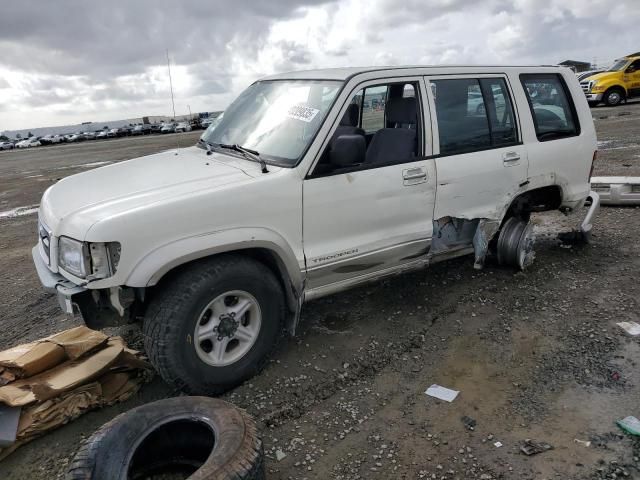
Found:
[33,66,599,394]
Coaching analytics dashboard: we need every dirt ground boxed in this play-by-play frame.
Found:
[1,104,639,480]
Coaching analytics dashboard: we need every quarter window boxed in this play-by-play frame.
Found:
[520,74,579,141]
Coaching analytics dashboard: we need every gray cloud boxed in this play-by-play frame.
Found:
[1,0,639,131]
[0,1,333,78]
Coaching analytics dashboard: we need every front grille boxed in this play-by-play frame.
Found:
[580,81,591,94]
[38,221,51,265]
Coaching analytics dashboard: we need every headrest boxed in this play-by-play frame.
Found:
[339,103,360,127]
[386,97,417,125]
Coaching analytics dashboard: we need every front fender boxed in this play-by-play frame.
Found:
[125,227,304,293]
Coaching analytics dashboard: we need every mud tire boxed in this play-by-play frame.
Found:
[143,255,285,395]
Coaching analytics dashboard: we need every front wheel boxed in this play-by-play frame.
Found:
[143,255,285,395]
[603,88,624,106]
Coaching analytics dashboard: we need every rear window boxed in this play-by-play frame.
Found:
[520,74,580,141]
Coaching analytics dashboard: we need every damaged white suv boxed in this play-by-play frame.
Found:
[33,66,599,394]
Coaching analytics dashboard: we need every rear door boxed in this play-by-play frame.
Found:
[425,74,528,221]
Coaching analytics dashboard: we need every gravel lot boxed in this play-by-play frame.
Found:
[1,104,639,480]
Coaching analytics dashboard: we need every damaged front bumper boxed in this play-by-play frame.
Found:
[32,246,86,314]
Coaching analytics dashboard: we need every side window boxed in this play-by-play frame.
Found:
[361,85,388,133]
[310,81,421,176]
[520,74,579,141]
[479,78,517,147]
[432,78,491,155]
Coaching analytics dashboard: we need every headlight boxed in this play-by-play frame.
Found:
[58,236,121,279]
[58,236,90,278]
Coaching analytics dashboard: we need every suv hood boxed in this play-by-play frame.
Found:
[40,146,265,237]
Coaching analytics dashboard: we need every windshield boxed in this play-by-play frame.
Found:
[202,80,342,166]
[608,59,629,72]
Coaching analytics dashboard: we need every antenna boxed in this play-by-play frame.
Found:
[166,49,179,154]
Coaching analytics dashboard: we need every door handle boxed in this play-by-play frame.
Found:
[403,168,427,180]
[403,167,427,186]
[502,151,520,165]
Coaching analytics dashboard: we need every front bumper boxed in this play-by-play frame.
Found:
[579,190,600,241]
[32,246,86,314]
[585,93,603,102]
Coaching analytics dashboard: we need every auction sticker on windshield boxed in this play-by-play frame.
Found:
[287,105,320,123]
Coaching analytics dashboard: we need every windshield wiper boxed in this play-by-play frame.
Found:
[198,138,214,155]
[218,143,269,173]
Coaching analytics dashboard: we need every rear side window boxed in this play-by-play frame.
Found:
[520,74,580,141]
[431,77,518,155]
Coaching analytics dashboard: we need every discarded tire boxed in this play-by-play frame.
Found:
[66,396,263,480]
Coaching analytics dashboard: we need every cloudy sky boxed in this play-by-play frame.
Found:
[0,0,638,130]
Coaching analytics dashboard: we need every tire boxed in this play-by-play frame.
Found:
[66,396,263,480]
[603,88,624,106]
[143,254,285,395]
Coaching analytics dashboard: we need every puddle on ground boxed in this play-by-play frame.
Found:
[0,205,39,219]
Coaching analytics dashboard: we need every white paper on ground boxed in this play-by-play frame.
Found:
[494,441,503,448]
[425,384,459,402]
[617,322,640,336]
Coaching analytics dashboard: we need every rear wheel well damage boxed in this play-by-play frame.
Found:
[503,186,562,223]
[430,186,560,270]
[76,248,301,335]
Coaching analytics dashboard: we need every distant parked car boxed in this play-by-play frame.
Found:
[200,117,213,129]
[576,70,604,82]
[96,130,109,139]
[66,133,85,143]
[108,128,120,138]
[40,134,62,145]
[83,131,97,140]
[131,124,152,136]
[160,123,176,134]
[150,123,163,134]
[0,141,14,150]
[16,137,41,148]
[175,122,192,133]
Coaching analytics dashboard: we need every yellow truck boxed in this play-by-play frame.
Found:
[581,54,640,106]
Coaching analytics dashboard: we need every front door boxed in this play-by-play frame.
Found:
[302,78,436,294]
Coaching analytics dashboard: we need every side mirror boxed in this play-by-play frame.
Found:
[330,135,366,168]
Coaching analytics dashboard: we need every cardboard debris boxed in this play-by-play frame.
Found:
[0,338,126,407]
[0,326,108,379]
[0,326,151,460]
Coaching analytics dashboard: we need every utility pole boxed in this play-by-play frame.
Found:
[187,104,192,120]
[166,49,176,121]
